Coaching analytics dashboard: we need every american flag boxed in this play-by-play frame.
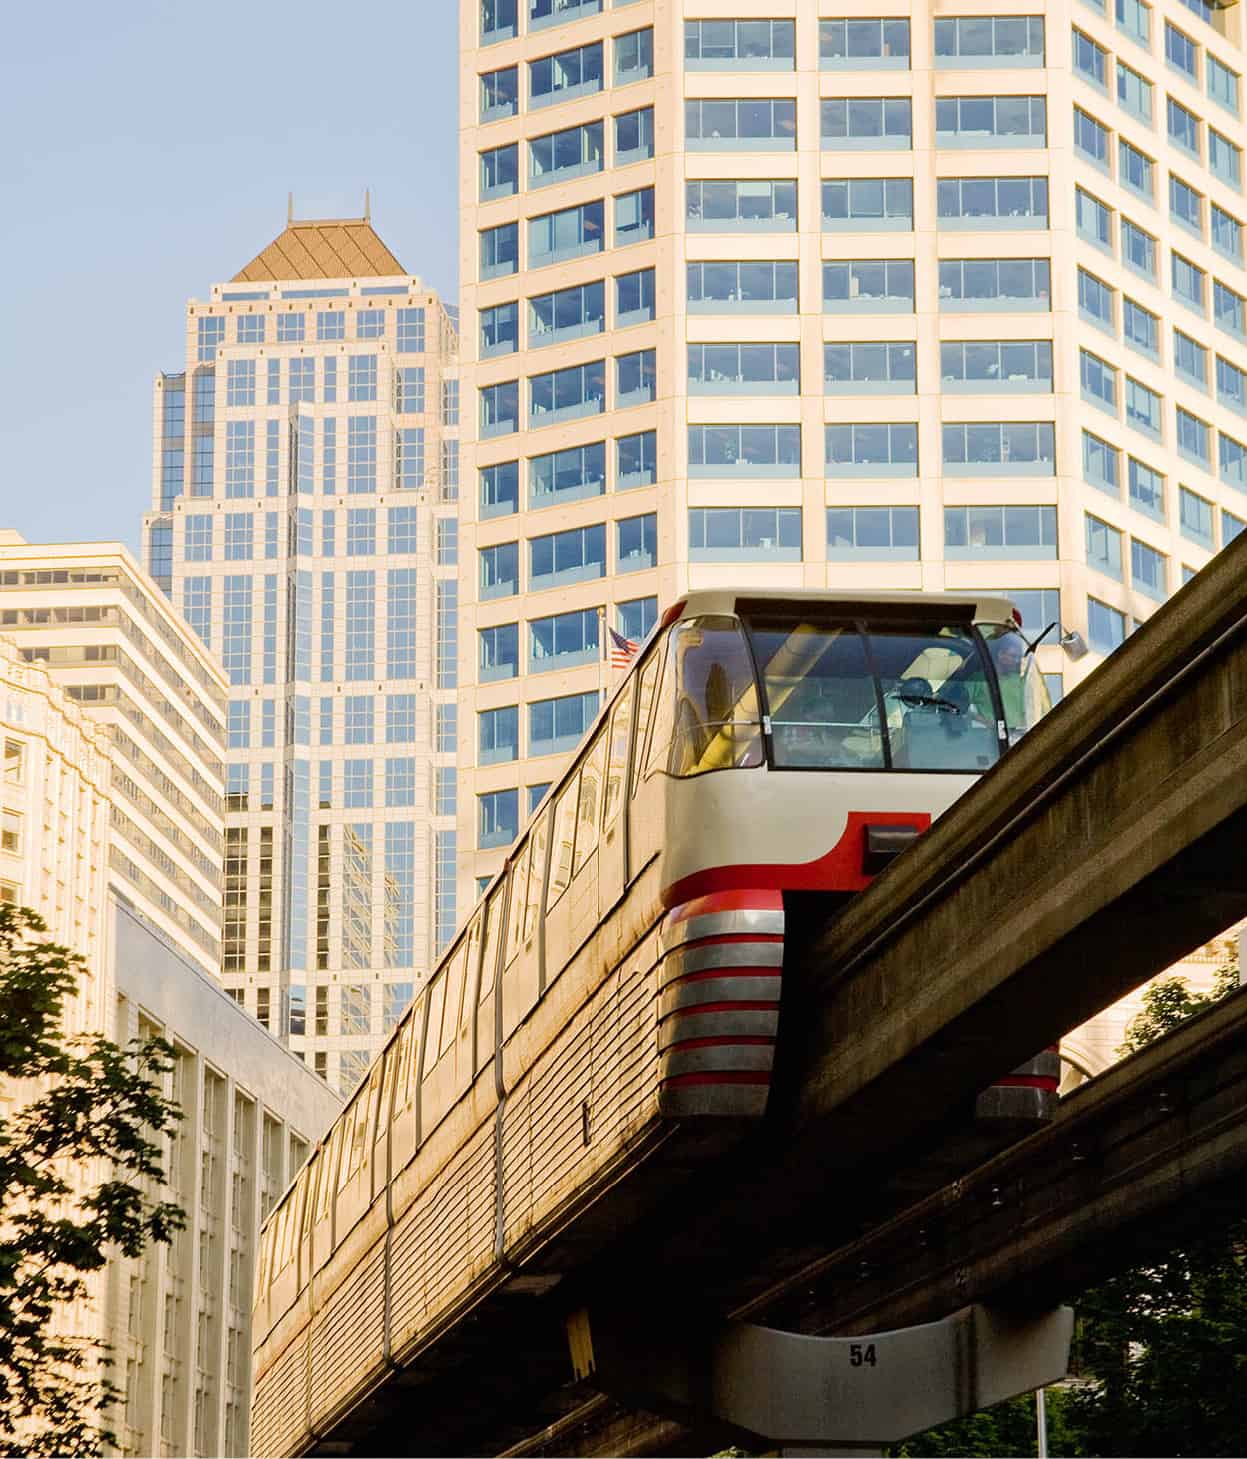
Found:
[608,625,639,670]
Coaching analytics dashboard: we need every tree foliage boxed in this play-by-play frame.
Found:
[0,902,184,1457]
[894,962,1245,1457]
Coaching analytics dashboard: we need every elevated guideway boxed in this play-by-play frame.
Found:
[507,983,1247,1457]
[309,532,1247,1456]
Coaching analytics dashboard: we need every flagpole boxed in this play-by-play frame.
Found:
[597,604,607,708]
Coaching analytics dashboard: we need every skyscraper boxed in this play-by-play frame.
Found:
[144,214,461,1094]
[457,0,1247,893]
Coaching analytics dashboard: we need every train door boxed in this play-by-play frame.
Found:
[598,679,633,914]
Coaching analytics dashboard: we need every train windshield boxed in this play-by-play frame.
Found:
[742,613,1044,772]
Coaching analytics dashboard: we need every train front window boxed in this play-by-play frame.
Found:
[748,621,885,769]
[979,621,1052,742]
[662,616,764,777]
[745,614,1005,772]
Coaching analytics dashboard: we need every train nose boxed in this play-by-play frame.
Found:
[974,1047,1061,1128]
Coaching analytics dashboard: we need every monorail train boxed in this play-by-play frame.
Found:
[251,589,1053,1455]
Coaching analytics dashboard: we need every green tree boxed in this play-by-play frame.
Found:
[0,902,184,1458]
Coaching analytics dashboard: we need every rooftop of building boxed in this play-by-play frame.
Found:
[232,210,406,283]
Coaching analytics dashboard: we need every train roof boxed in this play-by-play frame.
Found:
[670,588,1020,624]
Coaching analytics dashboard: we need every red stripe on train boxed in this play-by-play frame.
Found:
[667,967,783,985]
[665,888,785,922]
[671,932,785,953]
[662,810,931,909]
[992,1074,1060,1091]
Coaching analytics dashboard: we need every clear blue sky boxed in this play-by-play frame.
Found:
[0,0,459,555]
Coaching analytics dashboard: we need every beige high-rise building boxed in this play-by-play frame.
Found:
[0,535,340,1457]
[457,0,1247,894]
[0,533,226,973]
[142,214,461,1095]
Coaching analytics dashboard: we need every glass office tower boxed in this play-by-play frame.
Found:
[458,0,1247,895]
[144,213,460,1093]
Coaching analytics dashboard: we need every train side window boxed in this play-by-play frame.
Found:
[301,1151,319,1240]
[524,811,549,939]
[630,650,661,797]
[669,617,764,776]
[573,730,608,876]
[504,844,530,966]
[603,680,633,828]
[394,1017,415,1108]
[339,1093,367,1190]
[274,1200,292,1274]
[463,912,485,1012]
[479,886,505,1004]
[423,974,447,1080]
[366,1061,385,1145]
[546,774,580,909]
[317,1122,342,1220]
[439,943,468,1059]
[645,633,678,778]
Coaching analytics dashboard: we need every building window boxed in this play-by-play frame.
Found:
[945,504,1057,557]
[481,64,520,122]
[1122,298,1159,358]
[224,512,254,560]
[530,121,604,188]
[939,257,1050,309]
[224,420,254,498]
[1132,538,1167,600]
[1129,457,1165,518]
[942,421,1055,472]
[1208,53,1240,115]
[618,597,657,642]
[386,694,417,743]
[1078,267,1115,330]
[530,200,604,268]
[385,757,417,807]
[529,359,605,426]
[937,95,1046,146]
[827,506,920,559]
[690,423,802,476]
[529,41,602,108]
[482,459,520,518]
[529,692,599,758]
[481,301,519,358]
[939,175,1048,227]
[617,429,657,489]
[1088,598,1126,654]
[685,19,795,69]
[933,15,1044,64]
[1125,377,1163,437]
[436,581,458,688]
[479,706,520,765]
[1170,176,1204,235]
[480,622,520,682]
[1086,513,1123,579]
[343,696,373,744]
[482,0,518,44]
[824,422,917,476]
[1165,21,1198,80]
[686,97,798,150]
[616,106,655,165]
[940,339,1050,389]
[226,359,255,407]
[276,312,305,344]
[478,789,519,852]
[1075,187,1112,248]
[1073,29,1107,86]
[1212,205,1243,264]
[480,380,520,438]
[196,316,225,362]
[689,507,801,561]
[1118,139,1154,199]
[347,354,377,403]
[480,541,519,599]
[1221,430,1247,490]
[1180,486,1214,547]
[1210,130,1241,189]
[617,513,656,572]
[481,220,520,280]
[614,27,653,85]
[394,428,425,490]
[528,281,604,349]
[826,340,916,392]
[616,267,655,326]
[1216,280,1246,339]
[687,179,797,230]
[1217,354,1246,411]
[342,760,373,809]
[691,342,800,393]
[1084,429,1119,495]
[1177,407,1211,467]
[691,260,799,313]
[1167,96,1201,156]
[1122,218,1157,279]
[529,607,600,672]
[617,348,656,406]
[1117,62,1153,123]
[480,143,519,201]
[614,187,654,245]
[1080,348,1118,410]
[1073,106,1109,166]
[530,524,606,589]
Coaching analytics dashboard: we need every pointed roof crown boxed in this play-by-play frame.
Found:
[232,217,406,283]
